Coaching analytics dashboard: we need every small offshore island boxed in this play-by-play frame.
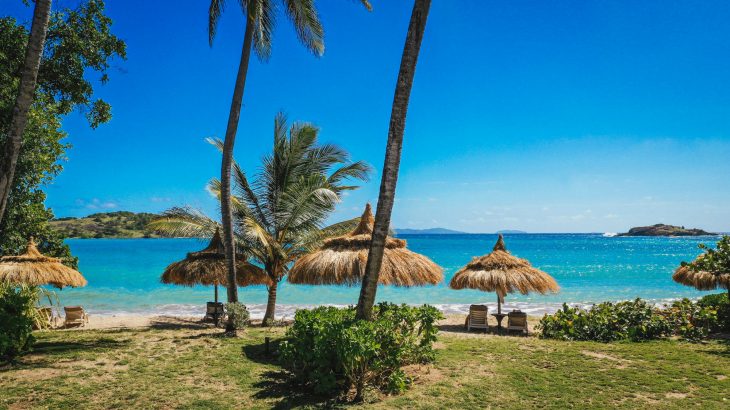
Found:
[618,223,715,237]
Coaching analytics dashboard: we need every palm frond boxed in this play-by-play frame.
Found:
[327,160,372,189]
[290,216,362,257]
[149,207,220,238]
[356,0,373,12]
[282,0,325,56]
[251,0,275,60]
[208,0,228,45]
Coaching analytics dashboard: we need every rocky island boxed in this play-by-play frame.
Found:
[618,224,715,237]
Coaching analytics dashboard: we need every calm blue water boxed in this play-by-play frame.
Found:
[57,234,718,319]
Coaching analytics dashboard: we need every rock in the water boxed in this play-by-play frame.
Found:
[618,224,714,237]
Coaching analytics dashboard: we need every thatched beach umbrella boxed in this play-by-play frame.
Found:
[450,235,559,314]
[673,256,730,298]
[0,238,87,288]
[161,228,270,304]
[288,204,443,286]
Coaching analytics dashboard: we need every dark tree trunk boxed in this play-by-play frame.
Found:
[221,15,254,334]
[0,0,52,226]
[355,0,432,320]
[262,280,278,326]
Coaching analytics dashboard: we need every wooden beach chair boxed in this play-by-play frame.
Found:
[507,310,528,335]
[466,304,489,332]
[204,302,226,325]
[34,306,59,329]
[63,306,89,328]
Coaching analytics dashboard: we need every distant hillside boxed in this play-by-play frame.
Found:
[497,230,528,234]
[618,224,715,237]
[394,228,465,235]
[51,211,164,238]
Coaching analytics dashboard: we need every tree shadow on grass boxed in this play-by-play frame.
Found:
[149,316,212,330]
[241,337,282,365]
[251,370,343,410]
[242,339,343,409]
[2,337,131,370]
[438,323,510,336]
[706,337,730,359]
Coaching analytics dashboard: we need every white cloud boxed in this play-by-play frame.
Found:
[150,196,172,203]
[76,198,119,210]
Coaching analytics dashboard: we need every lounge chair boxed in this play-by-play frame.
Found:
[466,304,489,332]
[63,306,89,328]
[204,302,226,325]
[507,310,528,335]
[34,306,59,329]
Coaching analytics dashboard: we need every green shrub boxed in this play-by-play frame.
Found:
[224,302,249,329]
[279,303,443,400]
[697,293,730,332]
[661,299,718,341]
[538,299,672,342]
[0,285,36,364]
[538,298,721,343]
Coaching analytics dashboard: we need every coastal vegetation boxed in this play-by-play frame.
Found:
[0,0,124,266]
[151,115,371,325]
[51,211,162,239]
[538,297,725,343]
[1,323,728,409]
[280,303,442,400]
[0,284,36,364]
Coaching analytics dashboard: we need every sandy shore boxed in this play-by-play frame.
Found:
[56,312,542,337]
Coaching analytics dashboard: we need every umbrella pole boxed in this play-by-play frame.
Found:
[497,294,502,315]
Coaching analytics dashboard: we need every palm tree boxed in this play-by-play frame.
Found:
[0,0,52,225]
[208,0,371,333]
[153,113,370,326]
[355,0,432,320]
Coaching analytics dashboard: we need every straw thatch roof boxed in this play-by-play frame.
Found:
[161,229,270,287]
[449,235,559,296]
[0,239,87,288]
[673,257,730,291]
[288,204,443,286]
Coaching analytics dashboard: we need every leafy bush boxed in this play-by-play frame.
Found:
[661,299,718,341]
[538,299,672,342]
[0,285,37,364]
[279,303,443,400]
[224,302,250,330]
[538,298,720,343]
[698,293,730,332]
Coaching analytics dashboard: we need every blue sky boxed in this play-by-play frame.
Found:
[7,0,730,233]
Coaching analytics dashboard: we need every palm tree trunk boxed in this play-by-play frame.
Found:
[0,0,52,226]
[355,0,432,321]
[221,14,254,334]
[262,280,278,326]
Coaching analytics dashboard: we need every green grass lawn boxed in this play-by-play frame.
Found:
[1,320,729,409]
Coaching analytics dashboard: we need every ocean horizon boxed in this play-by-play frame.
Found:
[51,234,722,320]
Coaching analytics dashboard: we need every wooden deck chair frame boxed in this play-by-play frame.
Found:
[63,306,89,328]
[35,306,59,329]
[204,302,226,325]
[507,310,528,336]
[467,304,489,332]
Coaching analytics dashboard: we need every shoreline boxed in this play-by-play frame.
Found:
[46,297,702,329]
[53,312,544,333]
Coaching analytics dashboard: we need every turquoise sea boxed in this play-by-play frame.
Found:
[57,234,720,319]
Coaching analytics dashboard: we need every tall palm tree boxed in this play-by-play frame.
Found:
[208,0,371,333]
[355,0,432,320]
[153,113,370,326]
[0,0,52,225]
